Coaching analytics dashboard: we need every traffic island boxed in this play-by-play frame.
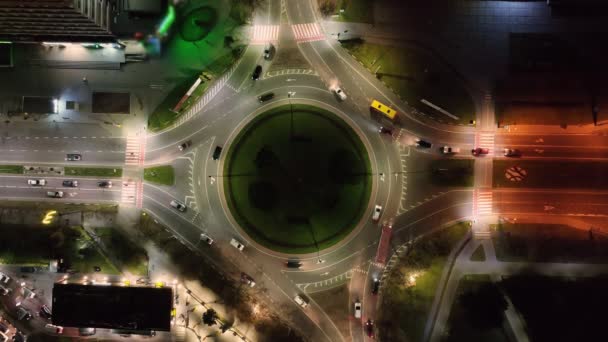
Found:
[144,165,175,186]
[223,105,372,254]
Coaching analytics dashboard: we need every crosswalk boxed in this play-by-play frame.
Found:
[121,180,136,205]
[125,135,146,166]
[291,23,325,42]
[475,189,493,217]
[475,132,495,155]
[250,25,280,44]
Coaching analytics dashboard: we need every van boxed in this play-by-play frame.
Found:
[230,238,245,251]
[47,191,64,198]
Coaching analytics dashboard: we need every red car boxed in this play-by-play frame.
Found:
[471,147,489,156]
[365,319,375,338]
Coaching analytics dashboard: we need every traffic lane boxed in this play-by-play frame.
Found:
[0,150,125,166]
[0,122,122,141]
[0,181,120,203]
[495,144,608,160]
[494,190,608,216]
[497,132,608,148]
[143,183,199,222]
[0,136,124,152]
[285,0,316,24]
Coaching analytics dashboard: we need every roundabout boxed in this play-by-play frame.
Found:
[222,104,372,254]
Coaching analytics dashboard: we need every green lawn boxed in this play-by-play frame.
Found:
[64,167,122,178]
[445,275,509,342]
[494,160,608,189]
[429,159,474,187]
[492,223,608,263]
[341,41,476,125]
[378,222,470,342]
[144,165,175,186]
[334,0,374,23]
[0,165,23,174]
[470,244,486,262]
[94,228,148,276]
[224,105,371,253]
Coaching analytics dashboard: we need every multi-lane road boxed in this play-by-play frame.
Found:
[2,0,608,341]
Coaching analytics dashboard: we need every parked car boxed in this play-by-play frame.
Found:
[39,305,52,319]
[354,301,362,319]
[213,146,222,160]
[471,147,490,156]
[79,327,96,336]
[286,260,302,268]
[258,92,275,103]
[20,267,36,273]
[98,181,112,188]
[415,139,432,148]
[0,332,7,342]
[371,277,380,295]
[372,205,382,221]
[503,148,521,157]
[441,146,460,154]
[16,308,31,321]
[12,331,25,342]
[294,295,309,308]
[62,180,78,187]
[47,191,64,198]
[28,179,46,186]
[170,200,187,212]
[230,238,245,251]
[66,154,82,161]
[263,43,274,60]
[0,272,9,283]
[200,233,214,245]
[0,285,9,296]
[45,324,63,334]
[333,87,347,101]
[252,65,262,80]
[365,319,375,338]
[0,323,7,333]
[178,140,192,151]
[378,126,393,135]
[240,273,256,287]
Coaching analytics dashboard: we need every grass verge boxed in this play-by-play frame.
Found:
[341,41,475,125]
[308,285,351,338]
[494,160,608,189]
[378,222,470,341]
[470,244,486,262]
[64,167,122,178]
[144,165,175,186]
[94,228,148,276]
[0,165,23,174]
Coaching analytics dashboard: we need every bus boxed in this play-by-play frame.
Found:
[370,100,398,121]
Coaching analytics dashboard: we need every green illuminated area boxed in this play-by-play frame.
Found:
[224,105,372,254]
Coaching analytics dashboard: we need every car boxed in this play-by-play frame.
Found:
[263,43,274,60]
[178,140,192,151]
[441,146,460,154]
[47,191,64,198]
[12,332,25,342]
[170,200,187,212]
[40,305,52,319]
[45,324,63,334]
[0,272,9,283]
[415,139,432,148]
[354,301,362,319]
[98,181,112,188]
[371,277,380,295]
[471,147,490,156]
[333,87,347,101]
[27,179,46,186]
[0,332,7,342]
[213,146,222,160]
[258,92,275,103]
[78,327,96,336]
[294,295,309,308]
[378,126,393,135]
[365,319,375,338]
[93,266,101,272]
[62,180,78,187]
[230,238,245,251]
[286,260,302,268]
[66,154,82,161]
[504,148,521,157]
[252,65,262,80]
[19,266,36,273]
[372,205,382,221]
[240,273,256,287]
[0,323,7,333]
[16,307,31,321]
[200,233,214,245]
[0,285,9,296]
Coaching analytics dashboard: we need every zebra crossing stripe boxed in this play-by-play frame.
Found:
[292,23,325,42]
[251,25,280,44]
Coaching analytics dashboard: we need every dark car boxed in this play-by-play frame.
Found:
[213,146,222,160]
[62,180,78,187]
[415,139,432,148]
[378,126,393,135]
[93,266,101,272]
[263,43,274,60]
[258,92,275,103]
[252,65,262,80]
[178,140,192,151]
[371,277,380,295]
[79,327,96,336]
[365,319,375,338]
[66,154,81,161]
[471,147,490,156]
[286,260,302,268]
[13,331,26,342]
[20,267,36,273]
[39,305,52,319]
[98,181,112,188]
[0,323,8,333]
[503,148,521,157]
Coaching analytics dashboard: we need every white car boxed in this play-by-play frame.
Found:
[441,146,460,154]
[170,200,187,212]
[0,285,9,296]
[230,238,245,251]
[294,295,309,308]
[354,301,362,318]
[0,272,9,283]
[372,205,383,221]
[28,179,46,186]
[333,87,347,101]
[45,323,64,334]
[200,233,214,245]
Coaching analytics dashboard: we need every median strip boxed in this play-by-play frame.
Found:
[0,165,24,174]
[143,165,174,186]
[64,167,123,178]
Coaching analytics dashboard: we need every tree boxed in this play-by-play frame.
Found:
[202,308,218,326]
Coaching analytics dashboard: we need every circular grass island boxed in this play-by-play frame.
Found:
[223,105,372,254]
